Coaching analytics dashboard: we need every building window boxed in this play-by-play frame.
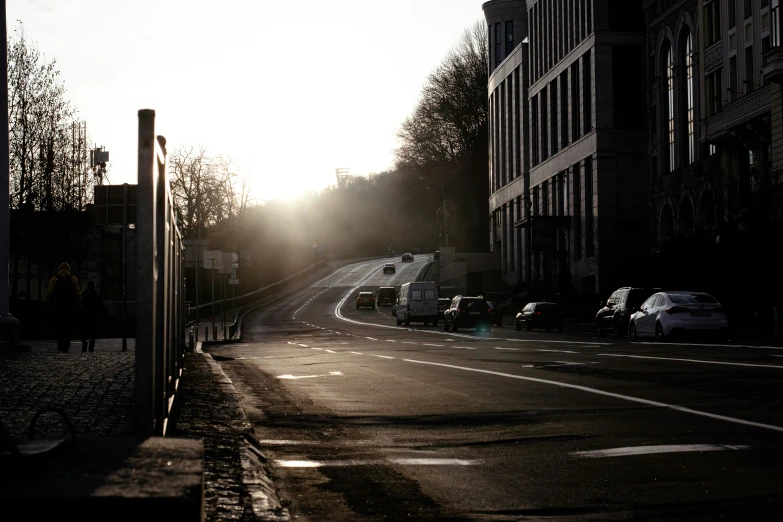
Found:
[729,0,737,28]
[571,63,580,141]
[684,32,695,164]
[495,22,502,65]
[582,51,592,134]
[705,0,723,46]
[744,0,753,18]
[706,69,724,116]
[532,95,540,165]
[586,0,593,34]
[667,45,675,172]
[488,24,493,72]
[505,21,514,57]
[542,88,549,159]
[584,156,594,257]
[560,72,569,147]
[551,83,559,154]
[573,163,582,261]
[745,46,754,93]
[774,0,782,47]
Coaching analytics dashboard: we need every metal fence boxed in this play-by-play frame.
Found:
[134,109,185,437]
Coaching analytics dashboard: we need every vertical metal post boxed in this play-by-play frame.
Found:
[211,258,215,334]
[122,183,128,351]
[195,242,200,327]
[0,0,19,335]
[221,272,225,339]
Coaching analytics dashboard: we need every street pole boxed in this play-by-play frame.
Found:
[122,184,128,351]
[440,186,449,247]
[221,272,225,339]
[211,258,215,339]
[0,0,20,337]
[195,242,200,328]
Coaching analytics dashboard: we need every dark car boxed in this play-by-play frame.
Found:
[487,301,503,327]
[515,302,563,332]
[596,287,661,338]
[401,253,413,262]
[383,263,396,274]
[443,296,492,332]
[356,291,375,309]
[377,286,396,306]
[436,298,450,321]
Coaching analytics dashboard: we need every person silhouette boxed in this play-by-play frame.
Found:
[81,281,104,353]
[47,262,82,352]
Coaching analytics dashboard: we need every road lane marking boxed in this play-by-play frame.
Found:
[538,349,578,354]
[573,444,749,458]
[350,351,363,355]
[637,341,783,350]
[423,344,444,347]
[311,348,323,351]
[298,344,309,347]
[370,355,395,359]
[495,347,520,351]
[277,371,343,380]
[598,353,783,370]
[275,458,480,468]
[325,350,337,353]
[402,342,418,345]
[366,337,378,341]
[508,339,612,346]
[454,346,478,350]
[401,359,783,433]
[386,340,397,343]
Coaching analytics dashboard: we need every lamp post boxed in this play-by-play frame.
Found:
[1,0,20,337]
[436,185,449,248]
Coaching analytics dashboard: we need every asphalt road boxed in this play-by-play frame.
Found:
[207,257,783,521]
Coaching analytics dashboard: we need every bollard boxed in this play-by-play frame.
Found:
[204,326,208,341]
[212,326,217,341]
[188,329,194,352]
[194,326,198,342]
[223,325,227,340]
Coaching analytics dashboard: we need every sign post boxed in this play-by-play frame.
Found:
[203,250,222,340]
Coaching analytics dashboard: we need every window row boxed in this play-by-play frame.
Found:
[489,20,515,73]
[529,0,593,85]
[531,52,592,167]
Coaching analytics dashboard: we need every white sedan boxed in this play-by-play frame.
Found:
[628,291,728,342]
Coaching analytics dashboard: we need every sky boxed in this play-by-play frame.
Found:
[7,0,486,203]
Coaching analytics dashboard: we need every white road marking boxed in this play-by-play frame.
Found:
[402,359,783,433]
[423,344,444,347]
[386,340,397,343]
[538,349,578,354]
[444,339,456,342]
[402,342,418,345]
[454,346,478,350]
[366,337,378,341]
[495,347,520,351]
[298,344,309,347]
[573,444,750,458]
[325,350,337,353]
[275,458,479,468]
[599,353,783,369]
[508,339,611,346]
[277,371,344,380]
[370,355,395,359]
[350,351,363,355]
[637,341,783,351]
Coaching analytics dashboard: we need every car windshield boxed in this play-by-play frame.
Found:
[668,293,719,304]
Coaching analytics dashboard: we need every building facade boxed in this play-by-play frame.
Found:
[485,0,649,298]
[645,0,783,247]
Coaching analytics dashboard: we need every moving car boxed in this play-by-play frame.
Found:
[383,263,396,274]
[356,291,375,309]
[443,296,492,332]
[487,301,503,327]
[401,253,414,262]
[596,287,661,338]
[377,286,397,306]
[628,291,728,342]
[515,302,563,332]
[395,281,438,326]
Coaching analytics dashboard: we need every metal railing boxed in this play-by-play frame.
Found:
[134,109,185,437]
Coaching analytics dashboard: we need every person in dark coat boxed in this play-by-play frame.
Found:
[81,281,104,353]
[46,262,82,352]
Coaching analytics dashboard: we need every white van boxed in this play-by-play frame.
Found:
[396,281,439,326]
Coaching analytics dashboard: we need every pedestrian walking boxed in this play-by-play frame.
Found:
[81,280,104,352]
[46,262,82,353]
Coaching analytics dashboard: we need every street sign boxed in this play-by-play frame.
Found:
[240,250,251,267]
[229,279,239,285]
[220,252,233,274]
[231,268,237,278]
[231,262,239,269]
[184,239,210,268]
[203,250,222,270]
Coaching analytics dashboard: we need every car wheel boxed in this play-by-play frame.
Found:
[443,319,449,331]
[614,320,625,338]
[515,322,521,331]
[451,319,458,332]
[629,322,638,342]
[655,322,667,342]
[404,316,410,326]
[396,316,402,326]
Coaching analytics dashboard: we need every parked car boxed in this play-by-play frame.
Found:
[487,301,503,327]
[377,286,396,306]
[433,250,440,261]
[401,253,414,262]
[443,296,492,332]
[596,287,661,338]
[436,297,450,321]
[356,291,375,310]
[396,281,438,326]
[515,302,563,332]
[628,291,728,342]
[383,263,396,274]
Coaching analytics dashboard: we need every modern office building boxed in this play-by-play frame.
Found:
[485,0,649,298]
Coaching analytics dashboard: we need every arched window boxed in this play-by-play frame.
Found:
[679,198,694,234]
[666,45,675,172]
[683,31,695,165]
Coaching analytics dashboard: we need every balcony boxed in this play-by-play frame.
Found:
[763,47,783,84]
[703,85,770,143]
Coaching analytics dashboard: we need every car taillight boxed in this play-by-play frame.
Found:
[534,311,541,315]
[665,306,688,314]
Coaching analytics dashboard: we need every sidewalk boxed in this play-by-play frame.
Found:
[0,337,288,522]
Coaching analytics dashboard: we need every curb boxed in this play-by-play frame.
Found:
[195,342,290,521]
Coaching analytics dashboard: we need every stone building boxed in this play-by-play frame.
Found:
[484,0,649,298]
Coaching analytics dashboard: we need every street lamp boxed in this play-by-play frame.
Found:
[420,177,449,247]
